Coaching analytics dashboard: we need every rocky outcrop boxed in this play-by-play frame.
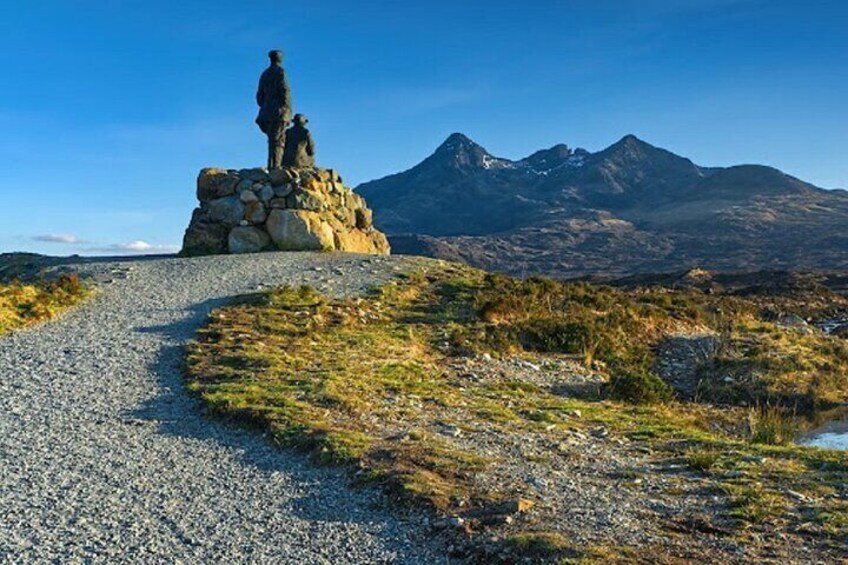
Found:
[654,333,721,398]
[181,167,389,256]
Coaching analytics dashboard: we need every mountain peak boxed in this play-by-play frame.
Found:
[599,134,681,163]
[434,132,485,155]
[522,143,572,162]
[614,134,650,149]
[444,132,475,144]
[430,133,511,171]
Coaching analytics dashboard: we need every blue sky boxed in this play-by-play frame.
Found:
[1,0,846,255]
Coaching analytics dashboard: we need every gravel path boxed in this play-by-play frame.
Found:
[0,252,443,564]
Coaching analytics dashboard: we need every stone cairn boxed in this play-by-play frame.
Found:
[180,166,390,256]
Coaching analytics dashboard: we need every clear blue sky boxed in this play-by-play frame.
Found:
[2,0,846,255]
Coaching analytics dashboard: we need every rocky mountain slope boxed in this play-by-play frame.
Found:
[357,134,848,278]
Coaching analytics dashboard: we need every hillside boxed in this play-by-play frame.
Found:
[357,134,848,278]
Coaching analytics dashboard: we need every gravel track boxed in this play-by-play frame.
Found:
[0,252,441,564]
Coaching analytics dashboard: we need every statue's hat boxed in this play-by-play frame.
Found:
[293,114,308,124]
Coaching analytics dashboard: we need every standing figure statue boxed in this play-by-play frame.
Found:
[283,114,316,168]
[255,50,292,170]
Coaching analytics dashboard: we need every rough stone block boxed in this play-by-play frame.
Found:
[244,201,267,224]
[266,209,335,251]
[355,208,373,230]
[207,195,246,226]
[197,168,238,202]
[228,226,271,254]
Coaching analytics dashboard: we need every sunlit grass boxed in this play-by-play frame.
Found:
[185,263,848,559]
[0,274,88,336]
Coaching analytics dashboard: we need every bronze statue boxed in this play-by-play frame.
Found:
[255,50,292,169]
[282,114,316,168]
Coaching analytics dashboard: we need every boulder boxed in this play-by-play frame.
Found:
[239,168,270,182]
[274,184,294,198]
[228,226,271,254]
[207,196,246,226]
[267,209,335,251]
[240,190,259,203]
[269,167,297,186]
[182,219,229,256]
[244,201,267,224]
[287,190,325,211]
[197,168,238,202]
[257,184,275,203]
[355,208,373,230]
[334,228,390,254]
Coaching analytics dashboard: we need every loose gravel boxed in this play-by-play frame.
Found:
[0,252,443,564]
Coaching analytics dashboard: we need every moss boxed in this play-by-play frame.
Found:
[0,274,88,335]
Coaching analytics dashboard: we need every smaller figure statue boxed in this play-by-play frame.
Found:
[256,50,292,170]
[282,114,316,169]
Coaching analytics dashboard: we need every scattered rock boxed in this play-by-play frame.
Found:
[448,516,465,528]
[831,323,848,337]
[441,425,463,438]
[591,426,609,439]
[778,313,808,329]
[493,498,535,515]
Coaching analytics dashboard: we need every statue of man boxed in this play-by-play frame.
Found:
[282,114,316,169]
[255,50,292,170]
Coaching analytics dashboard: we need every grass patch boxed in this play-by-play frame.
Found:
[685,447,722,472]
[0,274,88,335]
[721,483,785,523]
[185,263,848,558]
[747,405,798,445]
[504,532,579,561]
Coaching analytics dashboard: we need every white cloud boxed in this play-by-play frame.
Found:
[88,240,180,255]
[115,240,180,254]
[32,234,84,244]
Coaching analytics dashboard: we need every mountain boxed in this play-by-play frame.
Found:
[357,134,848,278]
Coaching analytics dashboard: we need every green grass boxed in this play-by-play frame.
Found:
[0,274,88,335]
[747,405,798,445]
[185,263,848,558]
[685,447,722,472]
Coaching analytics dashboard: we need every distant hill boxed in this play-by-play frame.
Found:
[357,133,848,278]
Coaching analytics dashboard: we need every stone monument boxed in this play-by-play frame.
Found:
[179,51,389,257]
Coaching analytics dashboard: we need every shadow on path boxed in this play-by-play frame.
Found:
[127,294,417,537]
